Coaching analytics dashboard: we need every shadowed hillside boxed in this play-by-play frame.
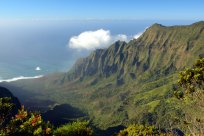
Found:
[0,86,21,112]
[0,86,21,126]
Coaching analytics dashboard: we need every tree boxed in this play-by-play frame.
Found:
[174,58,204,135]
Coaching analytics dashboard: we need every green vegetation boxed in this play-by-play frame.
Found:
[1,106,53,136]
[117,124,169,136]
[0,88,94,136]
[0,97,15,127]
[174,58,204,135]
[54,121,93,136]
[0,99,93,136]
[3,21,204,135]
[177,58,204,98]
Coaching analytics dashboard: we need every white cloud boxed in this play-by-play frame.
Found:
[68,27,150,50]
[133,26,149,40]
[133,32,143,39]
[68,29,128,50]
[115,34,128,41]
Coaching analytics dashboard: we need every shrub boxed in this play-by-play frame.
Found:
[54,121,93,136]
[117,124,167,136]
[174,58,204,135]
[2,106,53,136]
[0,97,15,127]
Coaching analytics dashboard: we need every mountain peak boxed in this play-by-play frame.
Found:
[151,23,165,27]
[191,21,204,26]
[66,21,204,82]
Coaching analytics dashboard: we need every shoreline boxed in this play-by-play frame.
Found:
[0,75,43,83]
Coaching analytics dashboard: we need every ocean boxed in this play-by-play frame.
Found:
[0,20,196,81]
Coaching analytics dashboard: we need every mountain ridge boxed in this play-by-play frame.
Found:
[63,21,204,84]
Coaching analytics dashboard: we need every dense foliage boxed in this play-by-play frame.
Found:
[54,121,93,136]
[1,106,94,136]
[117,124,168,136]
[1,106,53,136]
[175,58,204,135]
[176,58,204,98]
[0,94,93,136]
[0,97,15,127]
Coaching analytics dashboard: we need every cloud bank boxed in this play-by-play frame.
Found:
[68,29,128,50]
[0,75,43,83]
[68,28,147,50]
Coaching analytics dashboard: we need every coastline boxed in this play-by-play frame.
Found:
[0,75,43,83]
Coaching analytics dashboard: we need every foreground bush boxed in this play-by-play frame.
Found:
[117,124,167,136]
[54,121,93,136]
[174,58,204,135]
[1,106,53,136]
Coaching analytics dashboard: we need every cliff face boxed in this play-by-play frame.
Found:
[67,41,127,80]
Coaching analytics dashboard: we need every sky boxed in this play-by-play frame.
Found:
[0,0,203,20]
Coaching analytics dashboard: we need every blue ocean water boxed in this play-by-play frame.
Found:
[0,20,196,80]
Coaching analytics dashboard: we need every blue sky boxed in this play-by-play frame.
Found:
[0,0,203,20]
